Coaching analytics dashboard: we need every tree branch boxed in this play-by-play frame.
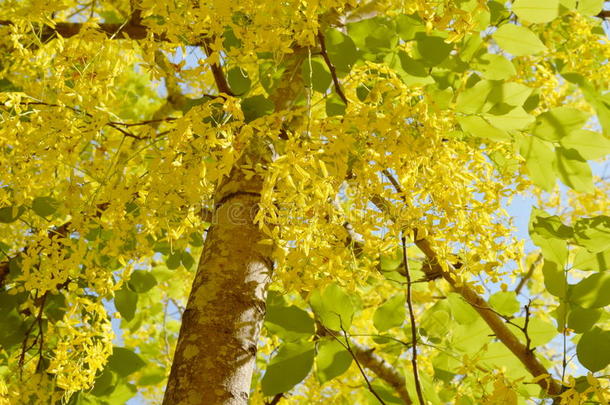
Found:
[401,235,424,405]
[201,37,234,96]
[349,339,413,405]
[368,187,563,399]
[514,253,542,296]
[0,20,154,42]
[413,236,563,399]
[316,31,348,105]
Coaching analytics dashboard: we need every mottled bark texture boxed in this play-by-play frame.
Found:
[163,163,272,405]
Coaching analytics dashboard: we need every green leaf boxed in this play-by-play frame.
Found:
[489,291,520,316]
[0,310,27,349]
[568,305,601,333]
[347,17,397,55]
[107,347,146,377]
[0,78,22,92]
[114,286,138,321]
[574,216,610,253]
[576,327,610,372]
[519,136,556,190]
[242,95,274,122]
[447,293,478,325]
[393,52,434,85]
[261,341,315,396]
[532,107,589,141]
[542,260,567,298]
[416,33,452,66]
[488,82,533,107]
[265,291,315,340]
[457,115,510,142]
[455,80,494,114]
[572,247,610,271]
[188,232,204,247]
[223,27,242,50]
[315,338,352,384]
[138,367,167,386]
[326,93,346,117]
[128,270,157,293]
[512,0,559,23]
[530,211,573,240]
[395,14,424,41]
[570,272,610,308]
[324,28,359,74]
[493,24,547,56]
[31,196,59,217]
[484,106,534,130]
[0,206,25,223]
[507,317,558,347]
[420,305,451,338]
[560,129,610,160]
[576,0,604,15]
[302,57,332,93]
[452,318,493,354]
[310,283,357,331]
[103,382,137,403]
[181,251,195,270]
[476,54,516,80]
[227,67,251,95]
[166,250,182,270]
[259,62,285,94]
[529,208,569,265]
[373,294,405,332]
[44,293,67,322]
[555,147,593,193]
[380,249,402,271]
[90,369,117,397]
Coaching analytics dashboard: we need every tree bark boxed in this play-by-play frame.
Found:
[163,163,272,405]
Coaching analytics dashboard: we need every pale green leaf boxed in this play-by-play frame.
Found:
[373,294,405,332]
[560,130,610,160]
[568,305,601,333]
[512,0,559,23]
[493,24,547,56]
[107,347,146,377]
[519,136,556,190]
[556,147,594,193]
[576,0,604,15]
[572,247,610,271]
[574,216,610,253]
[489,291,520,316]
[477,54,516,80]
[542,260,567,298]
[577,327,610,372]
[484,106,535,130]
[488,82,533,107]
[457,115,510,141]
[302,57,332,93]
[261,341,315,396]
[315,339,352,384]
[570,272,610,308]
[532,107,590,141]
[447,293,478,325]
[455,80,494,114]
[310,283,357,331]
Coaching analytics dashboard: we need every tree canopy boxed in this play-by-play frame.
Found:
[0,0,610,404]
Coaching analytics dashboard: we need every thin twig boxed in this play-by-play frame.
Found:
[401,235,425,405]
[201,38,234,96]
[332,326,388,405]
[514,253,542,295]
[316,31,348,105]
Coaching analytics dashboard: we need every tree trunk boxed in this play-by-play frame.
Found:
[163,163,272,405]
